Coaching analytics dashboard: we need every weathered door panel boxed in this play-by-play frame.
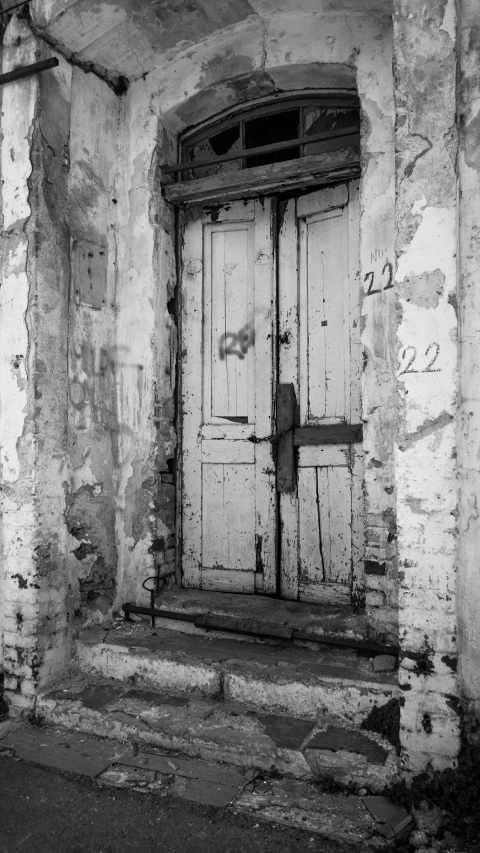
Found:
[181,199,276,594]
[279,182,363,604]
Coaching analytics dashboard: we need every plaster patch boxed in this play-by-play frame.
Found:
[397,207,456,284]
[397,269,445,309]
[411,196,427,217]
[71,447,97,493]
[440,0,456,42]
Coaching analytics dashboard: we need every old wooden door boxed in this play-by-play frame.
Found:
[181,199,277,593]
[278,182,363,605]
[180,183,362,603]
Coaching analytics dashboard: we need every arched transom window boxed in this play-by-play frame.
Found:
[165,95,360,182]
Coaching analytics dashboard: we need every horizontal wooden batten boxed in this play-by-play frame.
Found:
[201,439,254,464]
[294,423,363,445]
[164,127,359,174]
[298,444,351,468]
[163,149,360,207]
[299,580,351,606]
[201,568,255,593]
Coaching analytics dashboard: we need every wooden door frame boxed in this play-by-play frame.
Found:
[172,162,363,602]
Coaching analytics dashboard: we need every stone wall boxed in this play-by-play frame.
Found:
[457,0,480,720]
[0,17,122,708]
[0,1,472,774]
[0,18,72,709]
[393,0,460,771]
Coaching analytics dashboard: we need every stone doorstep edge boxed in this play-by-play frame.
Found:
[0,721,399,848]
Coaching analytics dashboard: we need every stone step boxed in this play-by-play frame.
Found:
[75,624,398,724]
[37,672,399,793]
[140,589,377,647]
[0,719,407,846]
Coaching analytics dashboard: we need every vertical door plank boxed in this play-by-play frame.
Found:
[254,198,277,593]
[278,199,299,599]
[210,225,251,420]
[298,467,324,584]
[202,463,227,569]
[202,463,255,571]
[324,465,351,584]
[341,203,352,422]
[306,210,346,421]
[181,210,204,588]
[351,445,364,605]
[348,181,361,423]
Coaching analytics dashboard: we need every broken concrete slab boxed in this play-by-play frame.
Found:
[1,724,128,778]
[98,765,157,789]
[258,713,314,749]
[305,726,389,764]
[234,779,380,844]
[363,796,414,842]
[181,777,240,807]
[45,682,126,710]
[114,751,247,787]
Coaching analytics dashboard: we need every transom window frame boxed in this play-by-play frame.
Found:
[162,91,361,207]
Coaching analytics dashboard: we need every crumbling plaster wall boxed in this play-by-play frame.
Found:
[0,17,72,709]
[63,67,121,626]
[393,0,460,770]
[0,15,122,707]
[457,0,480,720]
[114,3,398,632]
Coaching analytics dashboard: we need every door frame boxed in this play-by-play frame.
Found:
[172,160,364,604]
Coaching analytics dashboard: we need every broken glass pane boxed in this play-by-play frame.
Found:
[244,109,300,168]
[303,107,360,155]
[186,124,242,178]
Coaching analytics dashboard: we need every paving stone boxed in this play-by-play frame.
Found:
[180,777,240,807]
[115,751,246,787]
[77,684,127,710]
[1,725,126,778]
[258,714,314,749]
[234,778,378,844]
[98,766,156,788]
[306,726,388,764]
[363,796,414,841]
[124,689,189,707]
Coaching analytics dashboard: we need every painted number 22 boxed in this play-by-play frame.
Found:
[364,261,394,296]
[398,342,441,376]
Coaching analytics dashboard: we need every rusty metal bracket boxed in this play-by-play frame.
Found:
[0,57,59,87]
[0,0,32,14]
[276,384,296,492]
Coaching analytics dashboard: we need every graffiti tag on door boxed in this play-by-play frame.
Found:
[218,323,255,360]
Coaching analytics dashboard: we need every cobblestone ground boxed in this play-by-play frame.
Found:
[0,754,361,853]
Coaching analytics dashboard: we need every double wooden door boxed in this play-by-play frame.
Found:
[181,182,363,605]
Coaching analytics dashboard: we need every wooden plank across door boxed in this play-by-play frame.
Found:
[278,182,363,605]
[181,199,276,594]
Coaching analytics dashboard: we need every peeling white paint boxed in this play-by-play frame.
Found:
[440,0,456,42]
[397,207,456,283]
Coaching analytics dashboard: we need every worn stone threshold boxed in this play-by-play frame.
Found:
[75,625,398,725]
[35,672,399,794]
[0,717,407,846]
[146,588,376,647]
